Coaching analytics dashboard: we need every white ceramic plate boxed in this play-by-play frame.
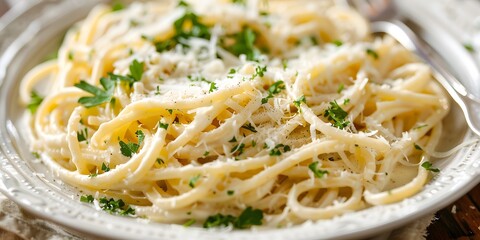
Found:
[0,1,479,239]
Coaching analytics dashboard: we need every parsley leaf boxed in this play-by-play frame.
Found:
[421,161,440,173]
[227,190,235,195]
[241,123,257,133]
[293,95,306,108]
[183,219,196,227]
[464,43,475,52]
[209,82,217,93]
[80,195,94,203]
[234,207,263,229]
[129,59,144,82]
[75,78,114,108]
[159,122,169,130]
[99,197,135,216]
[27,91,44,114]
[32,152,40,158]
[156,158,164,164]
[262,80,285,104]
[414,143,423,151]
[231,143,246,155]
[308,162,328,178]
[119,130,144,157]
[227,27,259,61]
[111,2,124,11]
[337,83,344,93]
[269,144,291,156]
[203,207,263,229]
[77,128,88,142]
[332,40,343,46]
[366,48,379,59]
[101,162,110,172]
[189,174,201,188]
[324,100,349,129]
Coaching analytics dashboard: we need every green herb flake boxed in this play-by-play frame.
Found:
[413,124,428,130]
[80,195,94,203]
[269,144,290,156]
[308,162,329,178]
[463,43,475,52]
[89,173,98,178]
[324,100,350,129]
[101,162,110,172]
[77,128,88,142]
[27,91,44,114]
[421,161,440,173]
[332,40,343,47]
[99,197,135,216]
[159,122,169,130]
[68,51,74,61]
[262,80,285,104]
[293,95,306,108]
[343,98,350,105]
[414,143,423,151]
[111,2,124,12]
[156,158,164,164]
[337,83,344,93]
[366,48,379,59]
[74,78,114,108]
[32,152,41,159]
[129,59,144,82]
[251,140,256,147]
[119,130,144,157]
[231,143,246,155]
[183,219,196,227]
[209,82,218,93]
[229,136,237,143]
[228,27,259,61]
[241,123,257,133]
[189,174,201,188]
[227,190,234,195]
[203,151,209,157]
[203,207,263,229]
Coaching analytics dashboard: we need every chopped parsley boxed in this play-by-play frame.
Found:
[421,161,440,173]
[332,40,343,46]
[227,27,259,61]
[463,43,475,52]
[189,174,201,188]
[337,83,344,93]
[111,2,124,11]
[414,143,423,151]
[183,219,196,227]
[119,130,145,157]
[293,95,306,108]
[308,162,328,178]
[232,0,246,5]
[159,122,169,130]
[324,100,349,129]
[241,123,257,133]
[88,173,98,178]
[99,197,135,216]
[231,143,246,155]
[343,98,350,105]
[366,48,379,59]
[80,195,94,203]
[209,82,218,93]
[269,144,291,156]
[262,80,285,104]
[228,136,237,143]
[77,128,88,142]
[413,124,428,130]
[74,78,114,108]
[156,158,164,164]
[155,6,211,52]
[129,59,145,82]
[27,91,44,114]
[68,51,74,61]
[32,152,40,158]
[203,151,209,157]
[101,162,110,172]
[203,207,263,229]
[252,65,267,79]
[227,190,235,195]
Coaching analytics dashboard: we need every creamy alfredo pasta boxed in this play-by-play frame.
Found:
[20,0,448,228]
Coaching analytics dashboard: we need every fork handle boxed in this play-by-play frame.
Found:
[372,21,480,137]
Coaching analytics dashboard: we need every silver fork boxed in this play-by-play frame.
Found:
[345,0,480,137]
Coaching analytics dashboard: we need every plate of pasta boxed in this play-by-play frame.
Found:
[0,0,479,239]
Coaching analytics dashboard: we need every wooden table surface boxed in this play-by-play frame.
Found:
[427,183,480,240]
